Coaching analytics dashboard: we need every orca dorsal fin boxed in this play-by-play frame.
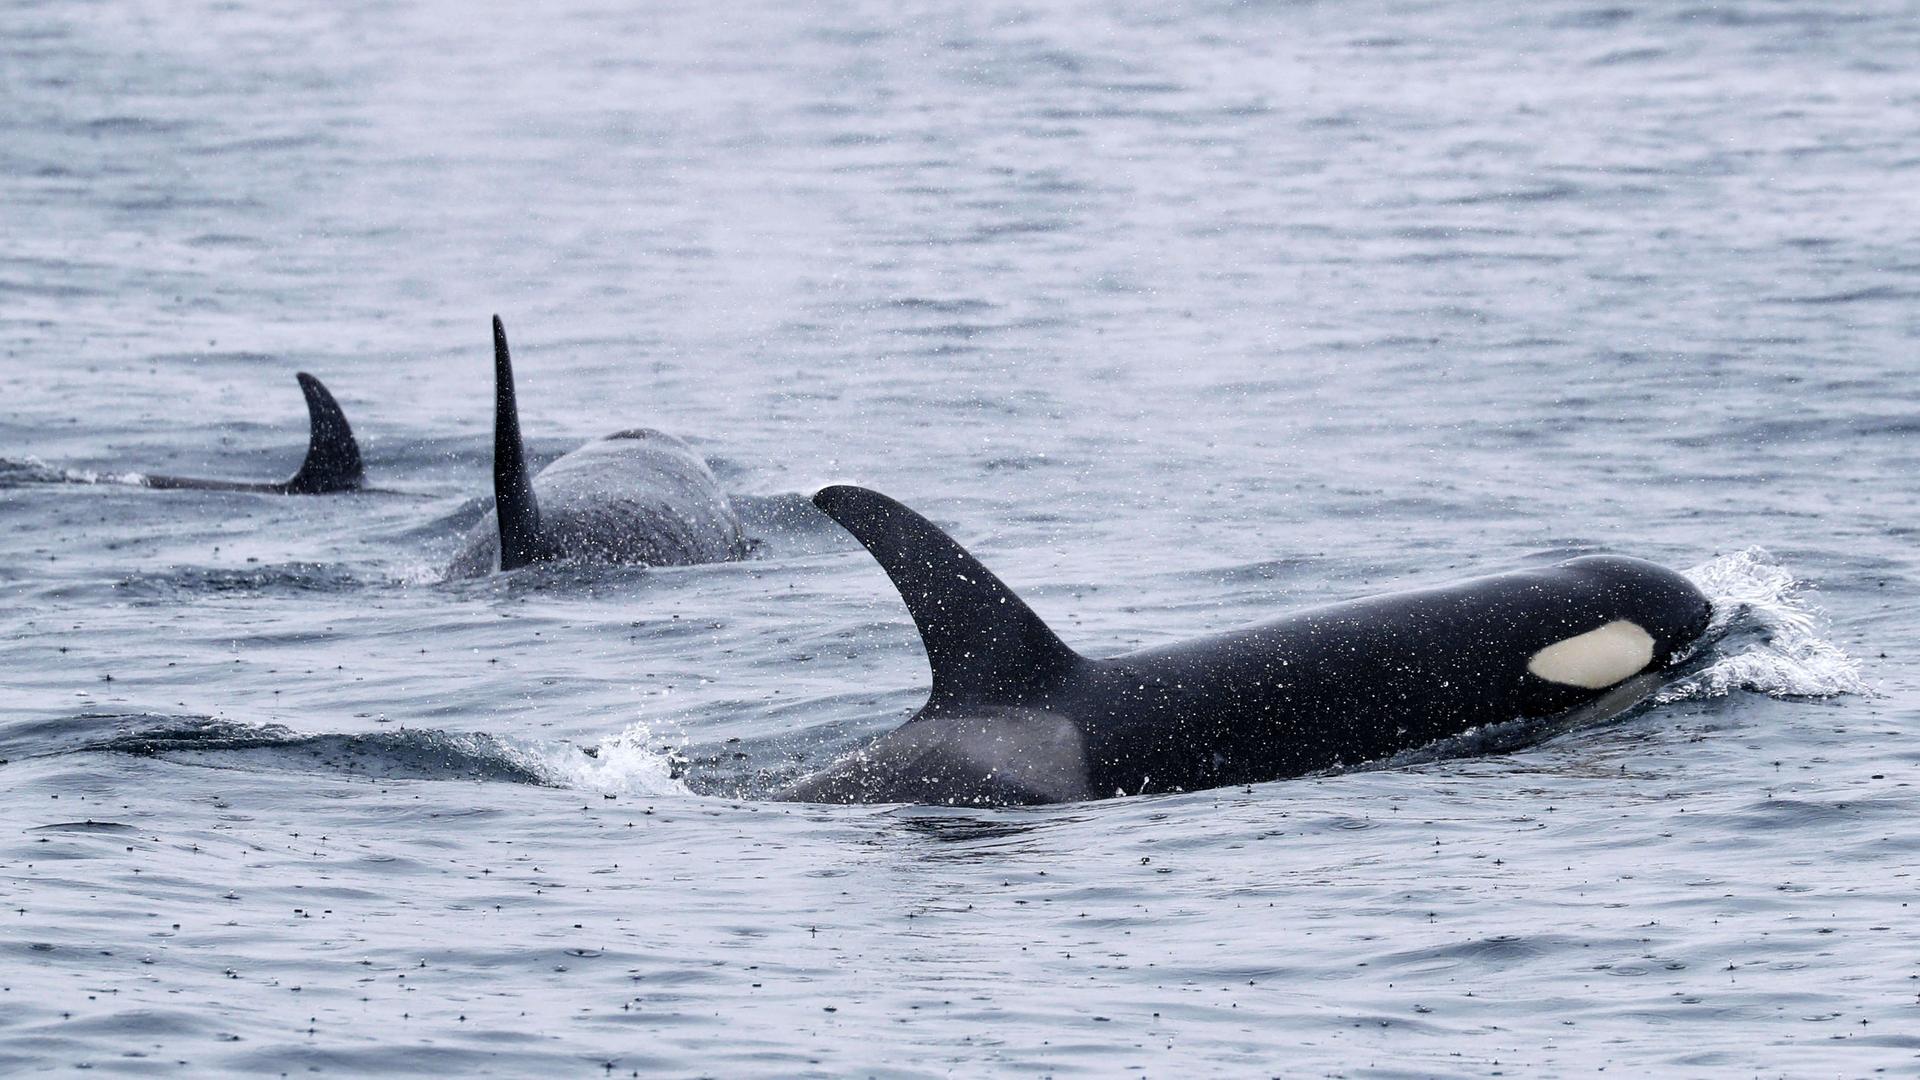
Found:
[812,485,1081,708]
[491,315,543,570]
[284,372,364,493]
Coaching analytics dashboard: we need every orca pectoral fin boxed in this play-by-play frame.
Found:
[283,373,364,493]
[812,485,1081,707]
[491,315,544,569]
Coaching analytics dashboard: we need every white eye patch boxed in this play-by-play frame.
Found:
[1527,620,1655,689]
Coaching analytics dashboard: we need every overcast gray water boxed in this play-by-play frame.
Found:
[2,0,1915,1074]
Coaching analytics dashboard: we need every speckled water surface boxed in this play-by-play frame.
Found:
[2,0,1915,1074]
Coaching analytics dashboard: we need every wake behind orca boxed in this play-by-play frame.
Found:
[780,486,1714,806]
[444,317,747,577]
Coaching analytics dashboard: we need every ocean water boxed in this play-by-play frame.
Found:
[1,0,1915,1074]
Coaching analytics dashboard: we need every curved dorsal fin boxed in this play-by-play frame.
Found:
[812,485,1081,708]
[284,372,364,493]
[491,315,543,570]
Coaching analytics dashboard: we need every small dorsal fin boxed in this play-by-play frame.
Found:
[491,315,544,569]
[284,372,364,493]
[812,485,1081,708]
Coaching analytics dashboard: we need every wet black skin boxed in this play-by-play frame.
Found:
[142,372,364,494]
[489,315,542,568]
[442,316,746,577]
[779,485,1714,806]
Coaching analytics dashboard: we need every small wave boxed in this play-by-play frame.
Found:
[1442,180,1586,206]
[85,717,550,784]
[81,115,191,135]
[0,456,145,488]
[981,454,1054,472]
[0,456,64,486]
[728,491,852,559]
[407,494,496,539]
[73,714,689,795]
[27,820,138,834]
[112,563,369,601]
[433,559,704,597]
[1657,547,1865,702]
[1587,46,1670,66]
[884,296,996,315]
[1771,285,1915,306]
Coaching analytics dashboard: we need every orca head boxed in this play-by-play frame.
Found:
[1528,555,1713,689]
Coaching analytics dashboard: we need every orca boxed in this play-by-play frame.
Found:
[779,485,1714,805]
[444,316,747,577]
[141,372,364,494]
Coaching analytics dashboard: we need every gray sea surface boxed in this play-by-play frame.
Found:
[1,0,1914,1075]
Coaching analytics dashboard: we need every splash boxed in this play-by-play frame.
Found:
[0,456,62,485]
[0,456,148,487]
[1657,547,1865,702]
[533,720,694,798]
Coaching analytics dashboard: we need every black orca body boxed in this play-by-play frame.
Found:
[444,317,746,578]
[780,486,1714,806]
[141,373,364,494]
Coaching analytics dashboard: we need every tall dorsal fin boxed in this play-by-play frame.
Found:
[812,485,1081,708]
[284,372,364,493]
[491,315,544,570]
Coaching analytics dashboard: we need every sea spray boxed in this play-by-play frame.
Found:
[1659,547,1866,702]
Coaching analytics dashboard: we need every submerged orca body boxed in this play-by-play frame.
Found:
[444,317,746,578]
[780,486,1714,806]
[142,373,364,494]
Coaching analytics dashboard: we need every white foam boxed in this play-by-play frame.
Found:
[529,720,694,797]
[56,466,147,486]
[1656,547,1866,703]
[0,456,127,485]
